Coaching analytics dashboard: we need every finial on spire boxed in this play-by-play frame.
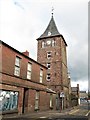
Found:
[51,7,54,16]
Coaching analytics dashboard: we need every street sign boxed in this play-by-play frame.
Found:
[60,92,65,97]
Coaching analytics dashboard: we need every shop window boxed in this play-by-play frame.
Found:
[0,90,18,111]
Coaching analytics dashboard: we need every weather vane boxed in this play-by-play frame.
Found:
[51,7,54,16]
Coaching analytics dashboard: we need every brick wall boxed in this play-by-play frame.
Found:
[37,37,62,87]
[37,36,70,108]
[0,41,56,114]
[2,44,47,85]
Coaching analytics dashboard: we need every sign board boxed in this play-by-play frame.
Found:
[60,92,65,97]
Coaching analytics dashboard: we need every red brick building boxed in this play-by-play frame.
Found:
[0,40,56,115]
[37,15,70,109]
[71,84,80,106]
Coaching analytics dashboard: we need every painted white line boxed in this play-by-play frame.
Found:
[39,116,47,118]
[69,109,79,115]
[85,110,90,116]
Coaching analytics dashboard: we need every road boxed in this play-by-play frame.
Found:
[1,101,90,120]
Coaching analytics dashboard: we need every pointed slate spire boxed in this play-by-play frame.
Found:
[37,15,61,40]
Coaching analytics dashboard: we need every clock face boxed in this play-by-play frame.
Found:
[47,40,51,45]
[48,31,51,36]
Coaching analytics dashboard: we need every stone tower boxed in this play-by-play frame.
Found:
[37,14,69,109]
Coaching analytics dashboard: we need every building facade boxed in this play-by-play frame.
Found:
[71,84,80,106]
[80,91,88,102]
[0,40,56,115]
[37,15,70,109]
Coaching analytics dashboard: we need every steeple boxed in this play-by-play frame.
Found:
[37,15,61,40]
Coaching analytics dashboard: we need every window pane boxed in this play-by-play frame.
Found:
[28,63,32,71]
[14,66,20,76]
[40,69,43,76]
[27,63,32,79]
[40,76,42,83]
[52,40,56,47]
[35,100,39,109]
[15,57,20,66]
[35,91,39,110]
[42,42,45,48]
[35,92,39,99]
[50,94,53,107]
[27,71,31,79]
[40,69,43,83]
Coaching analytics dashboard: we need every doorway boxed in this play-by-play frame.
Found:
[22,88,29,113]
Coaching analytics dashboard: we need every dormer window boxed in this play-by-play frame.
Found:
[48,31,51,36]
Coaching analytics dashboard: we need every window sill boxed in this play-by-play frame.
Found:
[0,109,18,115]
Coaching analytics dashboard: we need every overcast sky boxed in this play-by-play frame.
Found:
[0,0,88,91]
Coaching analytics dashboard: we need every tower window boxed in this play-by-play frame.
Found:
[52,40,56,47]
[14,56,21,76]
[47,52,51,59]
[47,73,51,81]
[42,41,45,48]
[47,63,51,69]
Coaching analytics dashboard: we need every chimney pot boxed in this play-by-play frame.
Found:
[22,50,29,57]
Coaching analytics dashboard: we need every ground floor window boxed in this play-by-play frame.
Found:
[50,94,53,108]
[35,91,39,110]
[0,90,18,111]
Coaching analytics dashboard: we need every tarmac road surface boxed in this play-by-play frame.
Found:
[1,117,89,120]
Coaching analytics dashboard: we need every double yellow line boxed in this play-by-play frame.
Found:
[85,110,90,116]
[69,109,90,116]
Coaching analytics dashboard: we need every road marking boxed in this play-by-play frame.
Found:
[85,110,90,116]
[39,116,47,118]
[69,109,79,115]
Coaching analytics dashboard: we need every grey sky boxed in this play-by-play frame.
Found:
[0,0,88,91]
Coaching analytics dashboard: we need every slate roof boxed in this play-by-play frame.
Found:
[37,16,60,40]
[37,15,67,46]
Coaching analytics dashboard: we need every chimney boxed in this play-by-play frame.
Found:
[77,84,79,89]
[22,50,29,57]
